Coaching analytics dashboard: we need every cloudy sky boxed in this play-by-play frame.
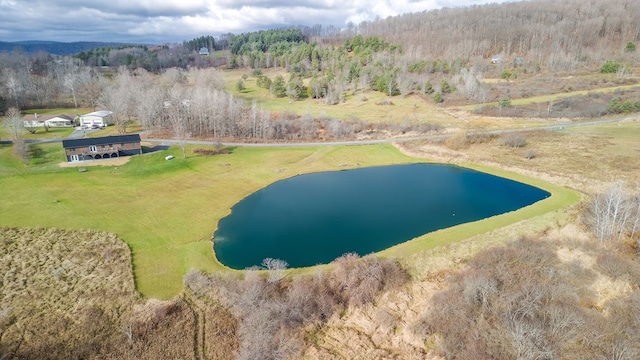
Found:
[0,0,516,44]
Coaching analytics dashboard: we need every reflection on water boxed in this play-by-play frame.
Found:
[214,163,549,269]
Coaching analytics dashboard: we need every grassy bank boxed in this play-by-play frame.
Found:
[1,140,577,298]
[380,163,581,258]
[0,142,428,298]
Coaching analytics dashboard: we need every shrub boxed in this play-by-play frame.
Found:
[445,131,468,150]
[500,132,527,148]
[498,98,512,108]
[236,79,245,92]
[625,42,636,52]
[191,254,408,360]
[423,80,434,94]
[501,68,513,81]
[193,146,231,155]
[601,60,622,74]
[440,80,455,94]
[607,97,623,113]
[525,149,537,160]
[256,75,272,89]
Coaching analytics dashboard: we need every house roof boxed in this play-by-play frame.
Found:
[82,110,112,118]
[23,114,73,122]
[62,134,141,149]
[45,115,73,122]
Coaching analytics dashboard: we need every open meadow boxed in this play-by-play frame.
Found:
[2,64,638,300]
[0,136,575,298]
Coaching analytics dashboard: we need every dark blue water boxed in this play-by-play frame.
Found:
[213,163,549,269]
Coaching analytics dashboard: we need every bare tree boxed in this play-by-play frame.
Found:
[2,69,26,108]
[122,323,133,345]
[261,258,288,283]
[3,107,28,161]
[167,87,191,158]
[77,69,107,109]
[98,69,138,134]
[587,181,633,243]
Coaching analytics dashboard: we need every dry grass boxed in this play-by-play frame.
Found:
[0,227,138,359]
[0,227,240,359]
[3,69,640,358]
[398,120,640,194]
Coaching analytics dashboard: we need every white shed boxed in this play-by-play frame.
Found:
[80,110,113,128]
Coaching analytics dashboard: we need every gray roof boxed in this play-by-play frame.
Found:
[62,134,141,148]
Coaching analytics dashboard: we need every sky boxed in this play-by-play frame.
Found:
[0,0,517,44]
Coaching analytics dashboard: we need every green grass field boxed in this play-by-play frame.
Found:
[0,139,577,298]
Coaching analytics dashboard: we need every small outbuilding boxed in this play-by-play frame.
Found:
[198,47,210,56]
[80,110,113,128]
[62,134,142,162]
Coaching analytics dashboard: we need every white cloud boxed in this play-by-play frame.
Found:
[0,0,517,43]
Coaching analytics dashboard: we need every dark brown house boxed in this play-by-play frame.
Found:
[62,134,142,162]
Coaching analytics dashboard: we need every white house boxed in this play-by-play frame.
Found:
[80,110,113,128]
[23,114,73,128]
[44,115,73,127]
[199,47,209,56]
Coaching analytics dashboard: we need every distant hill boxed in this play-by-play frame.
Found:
[354,0,639,65]
[0,40,146,55]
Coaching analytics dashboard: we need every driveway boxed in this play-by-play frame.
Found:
[68,126,102,139]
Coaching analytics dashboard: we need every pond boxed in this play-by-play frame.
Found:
[213,163,550,269]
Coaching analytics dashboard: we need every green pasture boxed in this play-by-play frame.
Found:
[0,139,578,299]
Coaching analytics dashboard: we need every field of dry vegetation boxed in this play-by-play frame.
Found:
[4,0,640,357]
[2,119,640,359]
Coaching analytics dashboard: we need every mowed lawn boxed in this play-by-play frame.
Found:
[0,141,578,298]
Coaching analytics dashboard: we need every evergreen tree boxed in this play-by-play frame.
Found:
[270,75,286,97]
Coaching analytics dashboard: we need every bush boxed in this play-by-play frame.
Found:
[256,75,271,89]
[236,79,245,92]
[500,132,527,148]
[445,131,468,150]
[625,42,636,52]
[501,68,513,81]
[193,145,232,155]
[525,149,537,160]
[498,98,512,108]
[601,60,622,74]
[191,254,408,360]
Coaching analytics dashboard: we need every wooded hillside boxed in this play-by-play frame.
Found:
[354,0,640,67]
